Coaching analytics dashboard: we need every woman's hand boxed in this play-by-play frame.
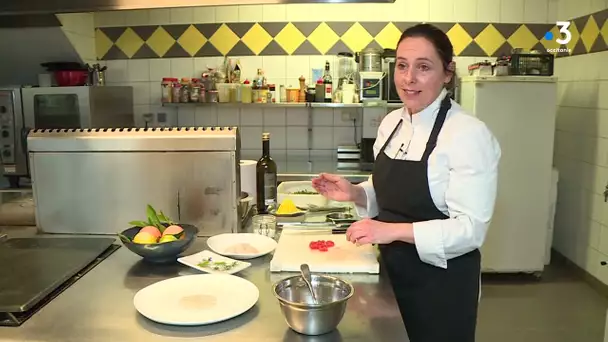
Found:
[311,173,356,202]
[346,218,408,245]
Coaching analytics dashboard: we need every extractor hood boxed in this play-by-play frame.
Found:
[0,0,395,15]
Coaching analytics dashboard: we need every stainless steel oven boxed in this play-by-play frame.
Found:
[0,86,134,186]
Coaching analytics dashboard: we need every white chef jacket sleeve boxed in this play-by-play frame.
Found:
[354,121,388,218]
[412,122,501,269]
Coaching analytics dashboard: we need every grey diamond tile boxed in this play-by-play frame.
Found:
[226,23,255,38]
[360,22,388,36]
[492,23,518,39]
[228,41,255,56]
[590,36,608,53]
[260,22,287,37]
[99,27,126,42]
[164,24,190,40]
[459,23,487,38]
[132,44,158,59]
[326,22,354,36]
[527,23,555,40]
[292,40,321,55]
[260,40,288,55]
[571,39,587,55]
[195,42,222,57]
[327,40,353,55]
[194,23,222,39]
[102,45,128,59]
[491,41,513,57]
[132,25,158,41]
[293,22,321,37]
[461,41,487,57]
[164,43,190,57]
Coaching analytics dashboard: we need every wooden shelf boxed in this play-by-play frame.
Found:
[161,101,403,109]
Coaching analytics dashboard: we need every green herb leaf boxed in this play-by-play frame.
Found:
[117,233,131,242]
[129,220,149,227]
[146,204,164,232]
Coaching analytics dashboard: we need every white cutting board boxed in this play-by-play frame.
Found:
[269,233,380,274]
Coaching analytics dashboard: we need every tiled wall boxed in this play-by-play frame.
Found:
[551,1,608,285]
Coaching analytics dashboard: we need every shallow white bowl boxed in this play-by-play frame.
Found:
[207,233,278,260]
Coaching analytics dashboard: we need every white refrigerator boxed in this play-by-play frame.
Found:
[459,75,558,275]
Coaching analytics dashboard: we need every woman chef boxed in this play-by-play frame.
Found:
[312,23,501,342]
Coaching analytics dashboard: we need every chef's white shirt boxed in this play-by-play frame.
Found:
[355,88,502,269]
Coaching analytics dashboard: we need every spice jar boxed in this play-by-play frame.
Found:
[190,79,201,103]
[180,78,191,103]
[171,82,181,103]
[161,78,175,103]
[241,80,252,103]
[207,90,218,103]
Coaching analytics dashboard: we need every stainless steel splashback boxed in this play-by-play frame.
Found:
[28,127,242,236]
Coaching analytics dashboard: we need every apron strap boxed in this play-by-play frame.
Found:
[378,118,404,156]
[421,94,452,162]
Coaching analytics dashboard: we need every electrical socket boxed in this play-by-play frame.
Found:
[341,111,356,121]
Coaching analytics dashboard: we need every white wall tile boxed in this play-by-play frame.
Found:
[312,127,333,149]
[557,0,569,20]
[129,82,150,105]
[124,10,150,26]
[241,126,264,150]
[263,56,286,80]
[217,107,240,126]
[177,107,196,127]
[127,59,150,82]
[239,5,264,22]
[195,107,218,126]
[149,59,172,83]
[590,0,607,13]
[238,56,263,81]
[216,6,239,23]
[313,108,334,126]
[150,105,177,126]
[149,8,171,25]
[241,107,263,126]
[598,110,608,138]
[547,0,559,23]
[333,126,358,148]
[194,57,225,76]
[334,108,360,127]
[170,58,195,79]
[600,224,608,255]
[264,108,286,126]
[430,0,455,22]
[286,127,309,149]
[286,108,309,126]
[170,8,194,24]
[266,127,287,150]
[106,60,128,83]
[524,0,548,23]
[286,56,310,81]
[403,0,430,21]
[285,4,312,22]
[500,0,525,23]
[262,4,286,22]
[477,0,500,22]
[569,0,591,19]
[94,11,126,27]
[133,104,151,127]
[599,81,608,110]
[193,7,216,23]
[454,0,478,22]
[149,82,161,105]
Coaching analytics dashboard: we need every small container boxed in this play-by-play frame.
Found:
[268,84,276,103]
[280,85,287,103]
[241,80,252,103]
[180,78,191,103]
[258,87,269,103]
[306,86,315,102]
[230,83,241,103]
[287,88,299,103]
[189,79,201,103]
[217,83,230,103]
[171,82,182,103]
[207,90,218,103]
[252,214,276,238]
[161,77,175,103]
[315,80,325,102]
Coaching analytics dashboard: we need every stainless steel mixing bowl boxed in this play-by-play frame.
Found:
[272,274,354,335]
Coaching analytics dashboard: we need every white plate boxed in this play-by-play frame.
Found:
[206,233,278,260]
[178,250,251,274]
[133,274,259,326]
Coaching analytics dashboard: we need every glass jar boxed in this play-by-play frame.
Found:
[189,79,201,103]
[171,83,181,103]
[161,78,175,103]
[252,214,276,238]
[180,78,191,103]
[207,90,218,103]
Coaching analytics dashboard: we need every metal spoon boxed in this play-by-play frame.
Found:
[300,263,318,304]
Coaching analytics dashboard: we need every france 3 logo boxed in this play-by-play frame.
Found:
[543,21,572,53]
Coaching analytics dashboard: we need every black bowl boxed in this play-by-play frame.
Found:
[118,224,198,263]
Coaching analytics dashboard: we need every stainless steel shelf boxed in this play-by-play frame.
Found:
[161,102,403,109]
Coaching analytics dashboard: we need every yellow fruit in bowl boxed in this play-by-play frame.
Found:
[133,231,158,244]
[159,235,178,243]
[163,225,184,237]
[139,226,161,239]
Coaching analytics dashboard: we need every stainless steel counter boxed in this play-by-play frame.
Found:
[0,227,408,342]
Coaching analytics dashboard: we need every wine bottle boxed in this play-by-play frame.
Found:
[256,133,277,214]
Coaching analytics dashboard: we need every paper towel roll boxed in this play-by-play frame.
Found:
[240,160,257,202]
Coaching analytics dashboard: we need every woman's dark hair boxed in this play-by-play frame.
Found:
[397,23,454,74]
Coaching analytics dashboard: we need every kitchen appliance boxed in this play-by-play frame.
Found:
[0,237,119,326]
[358,71,384,101]
[359,106,388,170]
[382,49,402,103]
[270,233,379,273]
[459,75,557,274]
[356,48,383,73]
[27,127,243,237]
[0,86,134,186]
[336,52,356,87]
[336,145,360,169]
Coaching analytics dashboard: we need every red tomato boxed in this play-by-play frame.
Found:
[325,240,335,247]
[318,247,328,252]
[309,241,319,249]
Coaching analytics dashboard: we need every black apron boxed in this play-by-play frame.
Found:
[374,95,481,342]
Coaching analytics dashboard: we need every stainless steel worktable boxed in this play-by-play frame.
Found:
[0,227,408,342]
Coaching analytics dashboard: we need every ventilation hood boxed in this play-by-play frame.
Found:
[1,0,395,15]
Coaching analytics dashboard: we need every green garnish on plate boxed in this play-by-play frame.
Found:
[197,257,239,271]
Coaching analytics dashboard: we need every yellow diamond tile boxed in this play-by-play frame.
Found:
[446,24,473,56]
[375,22,402,50]
[209,24,240,56]
[242,23,273,55]
[541,25,561,52]
[507,25,538,51]
[602,20,608,45]
[147,26,175,57]
[565,20,580,54]
[274,23,305,55]
[474,24,505,56]
[177,25,207,57]
[95,29,113,59]
[341,22,373,53]
[307,23,339,55]
[580,16,600,52]
[115,28,144,58]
